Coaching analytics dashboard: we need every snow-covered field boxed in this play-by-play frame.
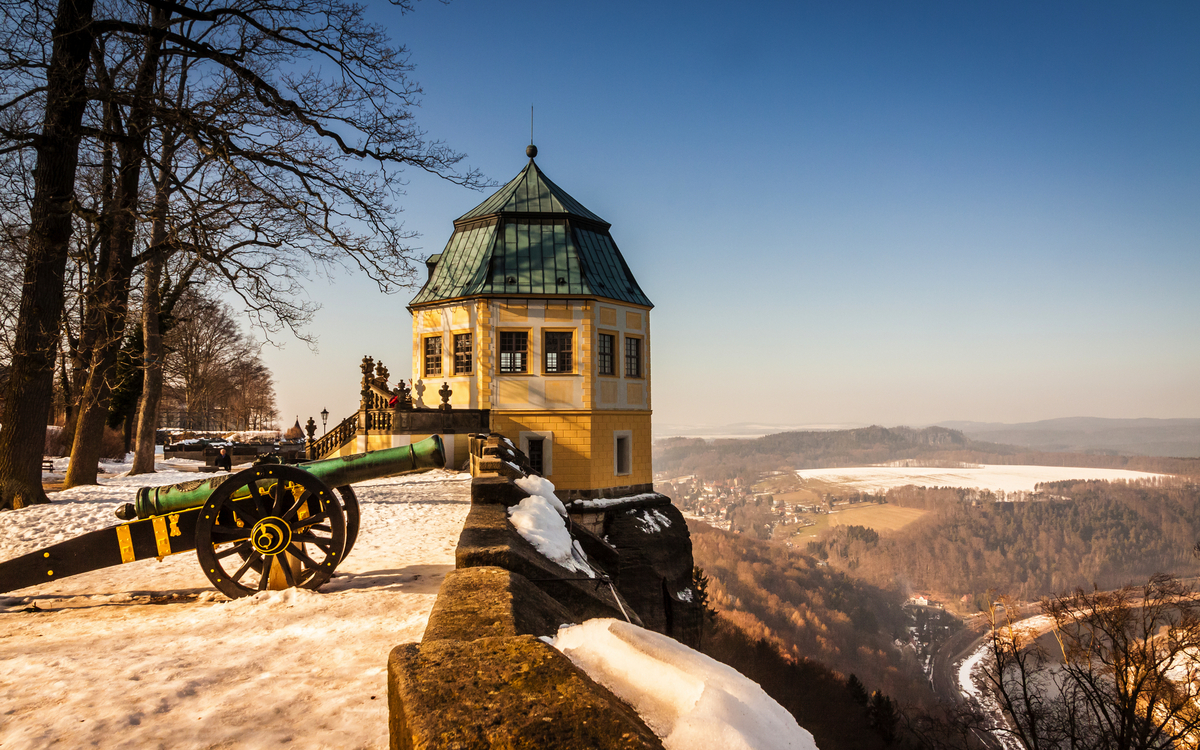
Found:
[796,464,1162,494]
[0,460,472,750]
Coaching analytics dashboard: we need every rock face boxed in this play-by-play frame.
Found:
[389,448,701,749]
[569,496,703,647]
[455,501,641,626]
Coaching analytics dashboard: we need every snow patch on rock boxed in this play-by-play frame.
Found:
[551,618,818,750]
[509,476,593,577]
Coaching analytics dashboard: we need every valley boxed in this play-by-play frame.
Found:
[656,425,1200,748]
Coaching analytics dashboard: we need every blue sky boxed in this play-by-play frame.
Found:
[259,0,1200,435]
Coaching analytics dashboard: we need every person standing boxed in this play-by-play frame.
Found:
[216,447,232,472]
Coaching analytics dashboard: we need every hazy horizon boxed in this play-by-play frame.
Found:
[652,416,1200,458]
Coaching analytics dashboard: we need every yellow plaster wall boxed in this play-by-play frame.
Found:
[544,380,573,404]
[580,301,594,410]
[410,301,493,410]
[408,297,652,492]
[490,410,652,491]
[476,300,493,407]
[498,301,527,321]
[411,309,425,379]
[589,302,652,412]
[491,412,594,490]
[543,301,572,321]
[498,379,530,404]
[588,412,653,490]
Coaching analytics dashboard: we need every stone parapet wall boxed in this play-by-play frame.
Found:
[388,435,702,749]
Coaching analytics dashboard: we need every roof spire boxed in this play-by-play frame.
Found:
[527,105,537,159]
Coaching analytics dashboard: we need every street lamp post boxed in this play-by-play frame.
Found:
[320,408,329,435]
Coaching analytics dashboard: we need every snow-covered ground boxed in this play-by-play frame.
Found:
[796,464,1162,494]
[0,460,471,749]
[3,457,819,749]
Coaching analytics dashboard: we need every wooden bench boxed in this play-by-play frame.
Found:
[41,459,55,472]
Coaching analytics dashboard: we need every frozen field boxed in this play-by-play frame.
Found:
[796,464,1163,494]
[0,460,472,750]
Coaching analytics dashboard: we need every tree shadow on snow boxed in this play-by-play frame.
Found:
[321,563,452,594]
[356,496,470,506]
[1,586,215,612]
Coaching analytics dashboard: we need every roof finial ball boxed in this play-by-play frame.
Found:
[526,143,538,159]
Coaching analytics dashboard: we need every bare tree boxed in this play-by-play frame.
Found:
[0,0,96,508]
[981,576,1200,750]
[1046,575,1200,749]
[160,289,275,432]
[0,0,483,505]
[980,599,1072,749]
[64,4,171,488]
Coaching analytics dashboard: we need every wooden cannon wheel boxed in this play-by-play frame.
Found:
[229,483,360,579]
[195,465,347,599]
[335,485,360,560]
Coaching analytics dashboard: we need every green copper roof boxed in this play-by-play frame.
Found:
[456,159,607,224]
[411,154,652,308]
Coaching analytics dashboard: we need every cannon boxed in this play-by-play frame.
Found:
[0,436,445,600]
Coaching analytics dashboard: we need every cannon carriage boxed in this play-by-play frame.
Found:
[0,436,445,599]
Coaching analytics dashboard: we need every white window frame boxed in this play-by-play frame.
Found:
[520,431,554,476]
[613,429,632,476]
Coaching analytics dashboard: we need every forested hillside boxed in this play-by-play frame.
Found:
[689,521,939,705]
[656,426,1200,481]
[808,479,1200,601]
[699,615,891,750]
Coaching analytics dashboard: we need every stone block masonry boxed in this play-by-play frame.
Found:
[388,435,701,749]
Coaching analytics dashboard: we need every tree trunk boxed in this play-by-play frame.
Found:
[65,8,169,488]
[63,134,129,487]
[65,286,130,486]
[0,0,95,510]
[122,409,133,454]
[129,243,165,475]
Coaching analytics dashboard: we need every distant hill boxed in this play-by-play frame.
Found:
[654,422,865,440]
[654,424,1200,480]
[938,417,1200,458]
[656,425,985,479]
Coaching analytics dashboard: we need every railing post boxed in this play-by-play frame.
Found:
[304,417,317,461]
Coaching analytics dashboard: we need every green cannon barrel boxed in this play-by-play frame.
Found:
[132,436,445,519]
